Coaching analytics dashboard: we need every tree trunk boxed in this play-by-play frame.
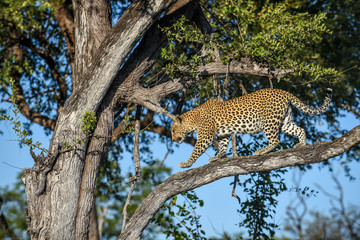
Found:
[22,1,177,239]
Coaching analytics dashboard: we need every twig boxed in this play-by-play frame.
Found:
[97,203,109,239]
[159,149,170,169]
[2,161,23,170]
[286,169,307,239]
[229,0,245,47]
[269,78,273,89]
[122,106,142,231]
[316,171,360,240]
[133,106,142,180]
[121,181,136,232]
[224,63,230,99]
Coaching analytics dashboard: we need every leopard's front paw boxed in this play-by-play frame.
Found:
[179,161,192,168]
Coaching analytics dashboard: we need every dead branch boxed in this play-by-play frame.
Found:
[122,106,142,231]
[118,125,360,240]
[97,203,109,239]
[180,59,293,79]
[126,59,293,119]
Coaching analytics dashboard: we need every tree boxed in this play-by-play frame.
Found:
[0,0,359,239]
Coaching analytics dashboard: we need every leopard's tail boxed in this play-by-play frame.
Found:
[290,88,332,115]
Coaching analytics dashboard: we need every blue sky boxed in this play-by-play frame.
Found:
[0,106,359,238]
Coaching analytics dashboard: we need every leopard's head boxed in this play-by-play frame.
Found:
[171,116,191,144]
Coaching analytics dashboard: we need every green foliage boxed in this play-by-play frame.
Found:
[81,111,97,135]
[0,0,69,121]
[158,0,339,88]
[153,191,206,239]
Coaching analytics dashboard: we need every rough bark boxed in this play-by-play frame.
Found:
[183,59,293,79]
[118,125,360,240]
[19,1,356,239]
[72,0,112,89]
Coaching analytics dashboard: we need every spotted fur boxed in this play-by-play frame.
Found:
[171,88,332,168]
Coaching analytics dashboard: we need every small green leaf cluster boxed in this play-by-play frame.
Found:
[81,111,97,135]
[153,191,206,239]
[121,113,136,134]
[0,78,46,152]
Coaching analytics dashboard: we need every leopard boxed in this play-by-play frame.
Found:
[171,88,332,168]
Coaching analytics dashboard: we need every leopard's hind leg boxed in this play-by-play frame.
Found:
[255,120,280,156]
[281,108,306,147]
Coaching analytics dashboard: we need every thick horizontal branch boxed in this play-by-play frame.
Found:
[127,58,293,118]
[118,125,360,240]
[181,59,293,79]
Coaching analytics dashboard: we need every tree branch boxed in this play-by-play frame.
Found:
[181,59,293,79]
[72,0,112,89]
[118,125,360,240]
[127,57,293,118]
